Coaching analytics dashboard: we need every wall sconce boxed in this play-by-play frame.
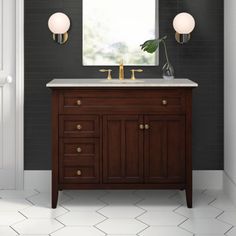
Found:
[173,12,195,44]
[48,12,71,45]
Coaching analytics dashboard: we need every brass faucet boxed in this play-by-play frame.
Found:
[119,60,124,80]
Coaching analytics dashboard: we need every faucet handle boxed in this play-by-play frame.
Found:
[130,69,143,80]
[99,69,112,80]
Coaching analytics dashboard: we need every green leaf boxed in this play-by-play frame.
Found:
[140,36,168,54]
[140,39,159,54]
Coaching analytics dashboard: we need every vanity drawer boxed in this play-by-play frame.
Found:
[59,89,186,114]
[61,166,99,183]
[59,115,100,137]
[59,138,99,165]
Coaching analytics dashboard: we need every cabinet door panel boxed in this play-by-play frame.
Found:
[144,115,185,183]
[144,117,167,182]
[167,117,185,181]
[103,115,143,183]
[106,119,122,181]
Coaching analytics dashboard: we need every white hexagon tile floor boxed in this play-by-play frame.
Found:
[0,189,235,235]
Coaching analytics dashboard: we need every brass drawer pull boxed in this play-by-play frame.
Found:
[77,100,82,105]
[76,124,82,130]
[162,100,168,106]
[139,124,144,130]
[145,124,150,130]
[77,147,82,153]
[77,170,82,176]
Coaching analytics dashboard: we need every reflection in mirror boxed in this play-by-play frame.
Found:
[83,0,159,66]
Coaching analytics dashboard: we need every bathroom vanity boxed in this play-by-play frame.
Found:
[47,79,198,208]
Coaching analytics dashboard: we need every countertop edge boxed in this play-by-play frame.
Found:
[46,84,198,88]
[46,79,198,88]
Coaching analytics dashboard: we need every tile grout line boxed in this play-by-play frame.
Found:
[93,223,108,235]
[177,217,189,227]
[134,208,147,220]
[178,223,195,235]
[215,210,225,219]
[24,197,36,206]
[53,207,70,220]
[17,210,28,219]
[95,210,109,222]
[134,215,150,229]
[9,225,20,235]
[47,222,65,236]
[224,225,234,235]
[136,224,150,236]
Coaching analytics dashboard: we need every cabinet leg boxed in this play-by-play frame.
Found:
[186,188,192,208]
[52,188,58,209]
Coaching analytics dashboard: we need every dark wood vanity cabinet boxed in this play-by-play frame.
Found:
[50,88,193,208]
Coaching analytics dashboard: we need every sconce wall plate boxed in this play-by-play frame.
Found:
[53,33,69,45]
[175,33,191,44]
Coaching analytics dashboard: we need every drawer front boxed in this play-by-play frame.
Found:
[59,89,186,114]
[59,115,100,137]
[60,138,99,165]
[61,166,99,183]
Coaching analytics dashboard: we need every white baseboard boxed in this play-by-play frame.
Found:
[223,171,236,206]
[24,170,223,192]
[193,170,223,189]
[24,171,51,192]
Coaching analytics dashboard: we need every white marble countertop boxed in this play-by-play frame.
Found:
[46,78,198,88]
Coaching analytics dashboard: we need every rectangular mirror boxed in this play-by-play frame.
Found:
[83,0,159,66]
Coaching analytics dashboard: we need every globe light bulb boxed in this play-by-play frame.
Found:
[48,12,70,34]
[173,12,195,34]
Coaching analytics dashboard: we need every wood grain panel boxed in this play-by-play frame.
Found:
[103,115,143,183]
[167,117,185,181]
[103,118,123,183]
[144,116,167,182]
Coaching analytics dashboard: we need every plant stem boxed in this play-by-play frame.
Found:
[161,39,170,65]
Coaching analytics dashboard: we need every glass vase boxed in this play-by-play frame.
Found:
[162,62,174,80]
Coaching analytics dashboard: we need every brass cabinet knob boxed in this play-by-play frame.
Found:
[76,124,82,130]
[77,100,82,105]
[139,124,144,130]
[145,124,150,130]
[77,147,82,153]
[162,100,168,106]
[77,170,82,176]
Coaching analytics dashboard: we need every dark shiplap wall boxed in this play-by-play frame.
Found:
[24,0,223,170]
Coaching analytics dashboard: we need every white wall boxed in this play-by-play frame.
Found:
[224,0,236,204]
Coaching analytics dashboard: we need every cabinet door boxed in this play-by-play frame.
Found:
[103,115,144,183]
[144,115,185,183]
